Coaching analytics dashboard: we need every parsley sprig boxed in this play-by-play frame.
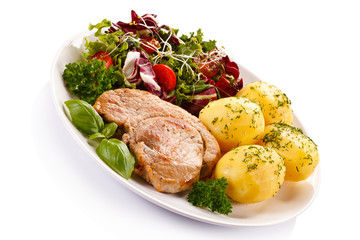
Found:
[187,177,232,215]
[63,59,125,105]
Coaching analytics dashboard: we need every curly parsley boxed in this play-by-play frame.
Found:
[187,177,232,215]
[63,59,125,105]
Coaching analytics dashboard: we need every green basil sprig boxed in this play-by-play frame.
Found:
[64,99,135,179]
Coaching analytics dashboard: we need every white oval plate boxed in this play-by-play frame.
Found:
[51,31,320,227]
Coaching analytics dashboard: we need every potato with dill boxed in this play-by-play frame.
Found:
[214,145,286,204]
[257,122,319,182]
[236,81,293,125]
[199,97,265,153]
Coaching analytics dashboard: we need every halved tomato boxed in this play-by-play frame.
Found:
[89,51,113,69]
[152,64,176,92]
[140,37,160,54]
[199,60,219,78]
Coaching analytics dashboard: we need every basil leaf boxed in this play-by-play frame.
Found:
[89,132,106,140]
[96,138,135,179]
[64,99,104,135]
[88,123,117,140]
[101,122,118,139]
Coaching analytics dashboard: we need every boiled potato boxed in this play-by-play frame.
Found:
[199,97,265,152]
[257,123,319,182]
[236,81,293,125]
[214,145,286,204]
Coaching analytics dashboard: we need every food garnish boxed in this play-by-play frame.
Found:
[96,138,135,180]
[64,99,135,179]
[187,177,232,215]
[63,59,124,105]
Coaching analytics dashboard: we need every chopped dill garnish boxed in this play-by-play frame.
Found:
[211,117,219,124]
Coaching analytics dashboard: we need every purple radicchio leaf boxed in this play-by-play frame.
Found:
[108,10,181,46]
[137,53,164,98]
[215,74,238,98]
[122,50,166,99]
[222,55,240,80]
[181,86,218,116]
[122,51,142,85]
[220,56,243,93]
[111,10,159,36]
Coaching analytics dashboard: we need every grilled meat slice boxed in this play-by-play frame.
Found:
[94,89,221,193]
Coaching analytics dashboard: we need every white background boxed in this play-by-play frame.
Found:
[1,0,359,239]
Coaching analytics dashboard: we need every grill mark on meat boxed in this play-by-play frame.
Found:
[94,89,221,193]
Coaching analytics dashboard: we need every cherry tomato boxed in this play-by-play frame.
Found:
[140,37,160,54]
[199,61,219,78]
[89,51,113,69]
[152,64,176,92]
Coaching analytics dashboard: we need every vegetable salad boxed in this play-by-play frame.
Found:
[63,10,243,116]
